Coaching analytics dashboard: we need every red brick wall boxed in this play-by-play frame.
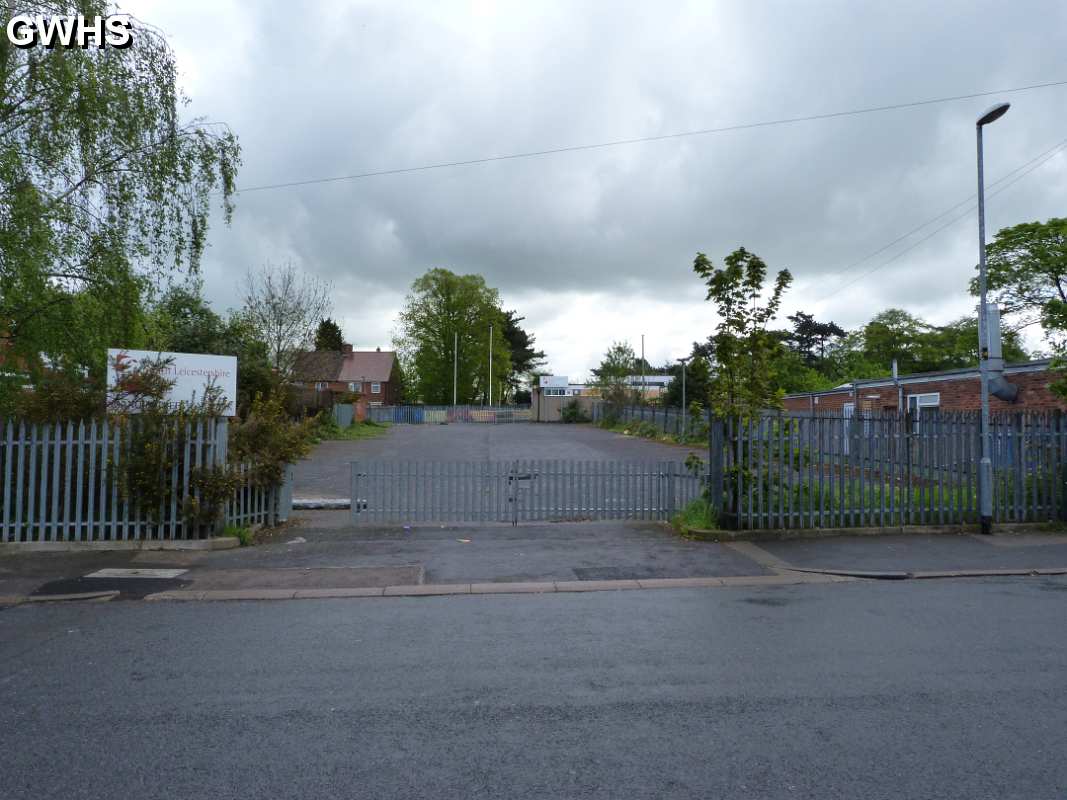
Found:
[894,371,1065,413]
[783,370,1066,414]
[782,391,852,413]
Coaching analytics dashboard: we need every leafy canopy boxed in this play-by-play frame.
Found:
[394,268,512,404]
[0,1,240,387]
[695,247,792,419]
[971,217,1067,333]
[314,318,346,352]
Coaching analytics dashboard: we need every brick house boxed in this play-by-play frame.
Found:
[292,344,402,407]
[782,359,1066,416]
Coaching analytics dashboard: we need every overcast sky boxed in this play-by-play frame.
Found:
[132,0,1067,380]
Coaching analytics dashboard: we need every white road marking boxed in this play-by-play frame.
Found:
[84,568,188,579]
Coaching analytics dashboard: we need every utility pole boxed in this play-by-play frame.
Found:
[453,331,458,406]
[640,334,645,405]
[677,357,689,438]
[976,101,1010,536]
[488,324,493,406]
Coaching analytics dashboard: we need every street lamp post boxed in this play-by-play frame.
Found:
[976,101,1010,536]
[677,357,690,439]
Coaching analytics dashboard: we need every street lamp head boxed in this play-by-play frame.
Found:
[676,356,690,364]
[976,102,1010,127]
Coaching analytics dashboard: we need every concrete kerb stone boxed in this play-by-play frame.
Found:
[469,582,556,594]
[554,579,643,592]
[710,521,1064,542]
[293,587,386,599]
[0,537,239,555]
[383,583,471,596]
[22,590,120,603]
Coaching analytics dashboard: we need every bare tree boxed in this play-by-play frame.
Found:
[242,262,333,377]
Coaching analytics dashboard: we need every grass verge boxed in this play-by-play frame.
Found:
[315,419,392,442]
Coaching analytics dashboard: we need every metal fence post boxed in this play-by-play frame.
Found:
[708,416,724,516]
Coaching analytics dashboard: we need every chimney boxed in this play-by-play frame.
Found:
[342,343,353,354]
[376,346,381,352]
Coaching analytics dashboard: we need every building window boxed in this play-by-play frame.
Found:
[371,382,381,394]
[906,392,940,416]
[544,388,566,396]
[348,382,357,392]
[315,382,327,391]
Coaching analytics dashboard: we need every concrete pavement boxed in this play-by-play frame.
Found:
[5,520,1067,603]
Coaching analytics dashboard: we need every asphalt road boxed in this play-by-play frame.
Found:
[3,577,1066,799]
[296,423,703,498]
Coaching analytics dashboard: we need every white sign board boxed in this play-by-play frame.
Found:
[107,349,238,416]
[540,375,568,389]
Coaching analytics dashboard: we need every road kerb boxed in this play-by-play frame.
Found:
[23,590,120,603]
[293,588,386,598]
[383,583,471,596]
[145,590,206,601]
[470,582,556,594]
[554,580,643,592]
[637,577,726,589]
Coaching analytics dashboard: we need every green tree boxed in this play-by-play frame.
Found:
[314,318,345,351]
[146,287,275,416]
[786,311,845,364]
[501,310,546,402]
[970,217,1067,333]
[694,247,792,418]
[592,341,637,418]
[856,309,930,375]
[394,268,511,404]
[0,1,240,406]
[825,310,1029,381]
[662,355,712,409]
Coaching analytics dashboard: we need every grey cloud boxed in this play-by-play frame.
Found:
[149,0,1066,364]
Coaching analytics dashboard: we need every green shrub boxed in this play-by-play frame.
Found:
[229,393,317,486]
[561,399,590,424]
[222,524,254,546]
[672,497,717,533]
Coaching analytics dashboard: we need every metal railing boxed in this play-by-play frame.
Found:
[708,410,1067,530]
[350,459,705,525]
[0,418,289,542]
[589,403,710,438]
[367,405,532,424]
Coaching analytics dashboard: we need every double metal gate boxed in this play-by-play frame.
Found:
[350,460,704,525]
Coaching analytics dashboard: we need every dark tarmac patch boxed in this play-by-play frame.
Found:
[30,576,190,600]
[739,596,792,606]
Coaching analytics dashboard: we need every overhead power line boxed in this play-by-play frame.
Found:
[820,136,1067,300]
[231,79,1067,194]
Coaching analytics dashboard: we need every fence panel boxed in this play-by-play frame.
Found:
[0,418,286,542]
[367,405,532,424]
[350,459,703,525]
[711,409,1067,530]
